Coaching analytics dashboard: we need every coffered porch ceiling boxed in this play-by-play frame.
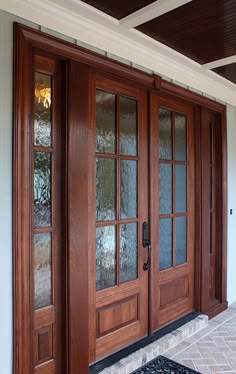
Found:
[1,0,236,105]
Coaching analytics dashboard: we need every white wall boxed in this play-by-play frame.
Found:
[0,9,236,373]
[227,104,236,305]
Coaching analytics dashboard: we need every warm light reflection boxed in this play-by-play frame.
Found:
[35,85,51,108]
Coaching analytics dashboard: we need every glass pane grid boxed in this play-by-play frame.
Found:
[33,71,55,311]
[159,108,189,272]
[96,90,139,290]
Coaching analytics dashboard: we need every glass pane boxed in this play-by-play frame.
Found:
[159,163,172,214]
[34,152,51,227]
[159,108,172,160]
[175,112,187,161]
[96,158,116,221]
[34,233,52,309]
[120,223,138,283]
[96,90,116,154]
[176,165,187,213]
[160,219,172,270]
[34,72,52,147]
[120,96,137,156]
[120,160,137,219]
[176,216,187,265]
[96,226,116,291]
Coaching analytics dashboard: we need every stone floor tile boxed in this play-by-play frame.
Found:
[193,358,217,366]
[198,347,213,358]
[179,359,196,370]
[196,365,211,373]
[207,365,233,372]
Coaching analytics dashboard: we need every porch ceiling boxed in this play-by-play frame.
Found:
[82,0,236,85]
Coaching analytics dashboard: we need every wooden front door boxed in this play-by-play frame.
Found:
[88,74,149,362]
[150,95,195,331]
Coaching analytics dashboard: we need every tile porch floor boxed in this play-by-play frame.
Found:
[164,302,236,374]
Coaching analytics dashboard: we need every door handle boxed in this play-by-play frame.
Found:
[143,244,151,271]
[142,222,151,271]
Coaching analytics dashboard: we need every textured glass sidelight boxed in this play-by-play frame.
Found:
[34,72,52,147]
[96,225,116,290]
[120,96,137,156]
[34,233,52,309]
[175,113,187,161]
[120,223,138,283]
[176,165,187,213]
[34,152,51,227]
[96,90,116,154]
[120,160,137,219]
[160,219,172,270]
[159,163,172,214]
[159,108,172,160]
[176,216,187,265]
[96,158,116,221]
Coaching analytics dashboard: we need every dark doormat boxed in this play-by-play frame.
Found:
[131,355,201,373]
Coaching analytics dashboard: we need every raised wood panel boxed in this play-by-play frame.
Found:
[34,307,55,331]
[34,360,55,374]
[34,326,53,365]
[97,295,138,337]
[160,277,188,308]
[96,320,142,359]
[159,296,191,327]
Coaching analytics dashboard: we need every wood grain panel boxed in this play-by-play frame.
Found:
[97,295,138,337]
[160,277,188,308]
[213,63,236,85]
[34,326,53,365]
[82,0,155,19]
[138,0,236,65]
[34,360,55,374]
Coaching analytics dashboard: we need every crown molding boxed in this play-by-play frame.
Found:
[1,0,236,106]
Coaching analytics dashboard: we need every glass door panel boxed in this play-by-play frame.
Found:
[150,95,194,332]
[93,78,148,361]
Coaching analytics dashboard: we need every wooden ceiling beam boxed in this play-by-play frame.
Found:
[202,56,236,70]
[119,0,192,29]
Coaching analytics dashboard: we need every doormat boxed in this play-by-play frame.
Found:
[131,355,200,374]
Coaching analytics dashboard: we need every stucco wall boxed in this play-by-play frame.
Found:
[0,9,236,373]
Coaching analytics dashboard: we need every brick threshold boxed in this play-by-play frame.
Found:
[90,312,208,374]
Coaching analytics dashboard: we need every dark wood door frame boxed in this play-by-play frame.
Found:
[13,23,227,374]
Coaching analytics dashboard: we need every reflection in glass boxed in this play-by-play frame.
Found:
[175,113,187,161]
[34,72,52,147]
[34,152,51,227]
[176,216,187,265]
[96,226,116,290]
[34,233,52,309]
[120,160,137,219]
[176,165,187,213]
[159,108,172,160]
[96,90,116,154]
[120,223,138,283]
[96,158,116,221]
[159,163,172,214]
[160,219,172,270]
[120,96,137,156]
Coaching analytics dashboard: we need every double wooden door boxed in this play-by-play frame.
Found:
[88,75,195,362]
[27,55,195,371]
